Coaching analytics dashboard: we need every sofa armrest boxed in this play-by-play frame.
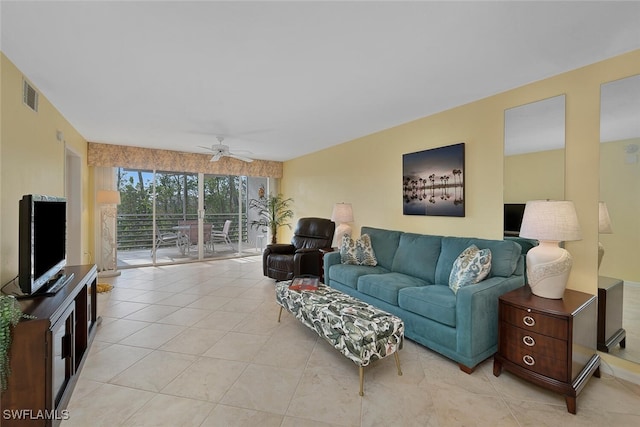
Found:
[262,244,295,276]
[324,251,342,282]
[295,247,324,254]
[455,275,525,358]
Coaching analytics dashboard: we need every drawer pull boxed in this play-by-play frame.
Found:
[522,335,535,347]
[523,355,535,366]
[522,315,535,327]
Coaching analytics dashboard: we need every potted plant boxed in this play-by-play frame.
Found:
[1,295,34,391]
[249,191,294,244]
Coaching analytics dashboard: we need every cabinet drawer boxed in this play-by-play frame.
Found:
[500,304,568,340]
[501,342,568,382]
[499,323,567,361]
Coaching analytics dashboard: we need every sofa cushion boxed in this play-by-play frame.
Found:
[448,245,492,294]
[357,272,428,305]
[328,263,388,289]
[340,234,378,266]
[391,233,441,283]
[398,285,457,327]
[361,226,402,270]
[435,237,521,284]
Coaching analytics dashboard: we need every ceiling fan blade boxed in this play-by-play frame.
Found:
[228,153,254,163]
[197,134,252,162]
[229,149,253,155]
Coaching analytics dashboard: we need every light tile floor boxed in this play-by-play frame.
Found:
[607,282,640,364]
[62,258,640,426]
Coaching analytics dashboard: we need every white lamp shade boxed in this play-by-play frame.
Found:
[598,202,613,234]
[519,200,581,242]
[331,203,354,223]
[97,190,121,205]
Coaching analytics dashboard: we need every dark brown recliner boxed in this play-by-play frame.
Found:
[263,217,335,281]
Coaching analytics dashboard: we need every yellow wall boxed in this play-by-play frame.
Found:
[0,53,91,284]
[599,138,640,282]
[282,49,640,298]
[284,99,506,238]
[504,149,564,203]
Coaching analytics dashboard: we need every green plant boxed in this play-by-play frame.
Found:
[1,295,34,391]
[248,193,294,244]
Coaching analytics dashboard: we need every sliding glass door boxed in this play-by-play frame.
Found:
[203,174,242,258]
[153,171,199,264]
[115,168,268,267]
[115,168,155,267]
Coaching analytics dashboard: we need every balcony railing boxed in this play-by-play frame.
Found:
[116,213,248,251]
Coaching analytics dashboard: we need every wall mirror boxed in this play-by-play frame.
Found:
[503,95,566,235]
[599,74,640,364]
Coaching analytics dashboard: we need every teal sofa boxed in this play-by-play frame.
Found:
[324,226,525,373]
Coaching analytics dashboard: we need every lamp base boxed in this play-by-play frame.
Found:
[98,269,121,278]
[526,241,572,299]
[333,223,352,247]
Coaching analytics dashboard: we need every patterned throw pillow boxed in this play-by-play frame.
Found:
[449,245,492,294]
[340,234,378,266]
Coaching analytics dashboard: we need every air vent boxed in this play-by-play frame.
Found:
[23,78,39,112]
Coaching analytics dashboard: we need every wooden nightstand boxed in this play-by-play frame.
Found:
[493,287,600,414]
[597,276,626,352]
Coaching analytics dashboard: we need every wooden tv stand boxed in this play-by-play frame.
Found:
[1,264,98,427]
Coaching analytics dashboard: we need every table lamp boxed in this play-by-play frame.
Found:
[519,200,582,299]
[598,201,613,269]
[331,202,354,247]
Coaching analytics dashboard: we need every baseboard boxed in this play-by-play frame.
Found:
[624,280,640,287]
[598,353,640,385]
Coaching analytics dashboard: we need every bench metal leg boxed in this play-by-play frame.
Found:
[358,352,401,397]
[277,306,283,323]
[395,352,403,376]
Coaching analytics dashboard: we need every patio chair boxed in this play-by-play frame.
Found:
[211,219,233,251]
[178,220,198,245]
[203,223,213,252]
[152,224,180,254]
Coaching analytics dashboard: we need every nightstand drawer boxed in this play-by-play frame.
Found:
[500,304,568,340]
[501,342,567,382]
[500,323,567,361]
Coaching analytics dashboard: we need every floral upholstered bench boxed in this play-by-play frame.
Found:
[275,280,404,395]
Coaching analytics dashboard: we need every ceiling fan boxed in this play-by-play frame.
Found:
[199,136,254,163]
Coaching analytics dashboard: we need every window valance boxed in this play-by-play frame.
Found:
[87,142,283,178]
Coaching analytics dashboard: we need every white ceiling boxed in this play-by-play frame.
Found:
[2,1,639,162]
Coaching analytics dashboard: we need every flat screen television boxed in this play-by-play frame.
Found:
[19,194,67,295]
[504,203,526,236]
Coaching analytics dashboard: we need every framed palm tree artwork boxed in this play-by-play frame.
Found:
[402,142,465,217]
